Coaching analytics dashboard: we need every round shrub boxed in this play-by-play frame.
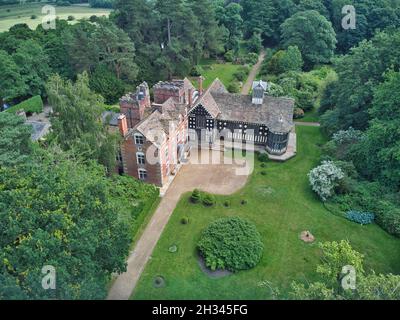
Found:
[89,15,98,23]
[260,163,266,168]
[191,189,201,203]
[258,153,269,163]
[202,193,216,207]
[233,69,247,82]
[224,50,234,62]
[223,200,230,207]
[197,217,264,272]
[181,216,189,225]
[345,211,375,225]
[260,171,267,176]
[67,15,75,21]
[30,15,37,20]
[227,82,240,94]
[190,65,204,77]
[241,199,247,205]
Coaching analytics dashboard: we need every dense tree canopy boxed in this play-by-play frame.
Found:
[0,112,32,167]
[46,73,119,172]
[281,10,337,68]
[290,241,400,300]
[0,149,147,299]
[321,30,400,131]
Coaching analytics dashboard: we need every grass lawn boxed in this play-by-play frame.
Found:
[0,3,111,32]
[132,126,400,300]
[190,58,244,90]
[297,108,320,123]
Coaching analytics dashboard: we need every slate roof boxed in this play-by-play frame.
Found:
[135,111,168,147]
[208,78,229,94]
[153,78,196,92]
[212,93,294,132]
[102,111,120,126]
[26,121,51,141]
[193,78,294,133]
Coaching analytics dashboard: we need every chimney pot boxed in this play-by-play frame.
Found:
[188,88,193,106]
[198,76,204,96]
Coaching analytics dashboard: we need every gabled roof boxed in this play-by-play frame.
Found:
[252,80,268,91]
[135,111,168,147]
[208,78,228,94]
[189,78,223,118]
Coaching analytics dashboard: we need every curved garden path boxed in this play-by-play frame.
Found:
[107,150,251,300]
[241,50,266,95]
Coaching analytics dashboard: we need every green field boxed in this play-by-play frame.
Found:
[191,58,244,90]
[132,126,400,300]
[0,3,112,32]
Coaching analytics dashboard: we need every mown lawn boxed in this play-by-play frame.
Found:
[296,108,320,123]
[132,126,400,300]
[0,3,111,32]
[190,58,243,90]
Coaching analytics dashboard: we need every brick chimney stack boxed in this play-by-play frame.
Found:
[188,88,193,106]
[118,114,128,137]
[198,76,204,96]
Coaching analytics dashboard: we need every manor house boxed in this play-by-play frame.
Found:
[109,77,295,187]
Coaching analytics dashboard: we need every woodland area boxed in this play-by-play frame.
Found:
[1,0,400,300]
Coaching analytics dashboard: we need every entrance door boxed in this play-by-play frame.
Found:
[196,115,206,129]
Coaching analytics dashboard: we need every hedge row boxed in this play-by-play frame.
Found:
[6,96,44,115]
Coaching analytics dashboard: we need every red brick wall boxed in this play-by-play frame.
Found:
[121,134,163,187]
[154,88,185,105]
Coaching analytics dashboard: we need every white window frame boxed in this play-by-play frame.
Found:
[136,152,145,165]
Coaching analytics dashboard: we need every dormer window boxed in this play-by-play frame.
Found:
[134,133,144,145]
[252,80,267,105]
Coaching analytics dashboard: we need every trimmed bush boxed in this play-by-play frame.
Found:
[6,96,44,115]
[223,200,230,207]
[260,171,267,176]
[190,189,201,204]
[197,217,264,272]
[227,82,240,93]
[202,193,216,207]
[258,153,269,163]
[67,15,75,21]
[181,217,189,225]
[56,1,71,6]
[241,199,247,205]
[345,211,375,225]
[233,70,247,82]
[31,15,37,20]
[260,163,266,168]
